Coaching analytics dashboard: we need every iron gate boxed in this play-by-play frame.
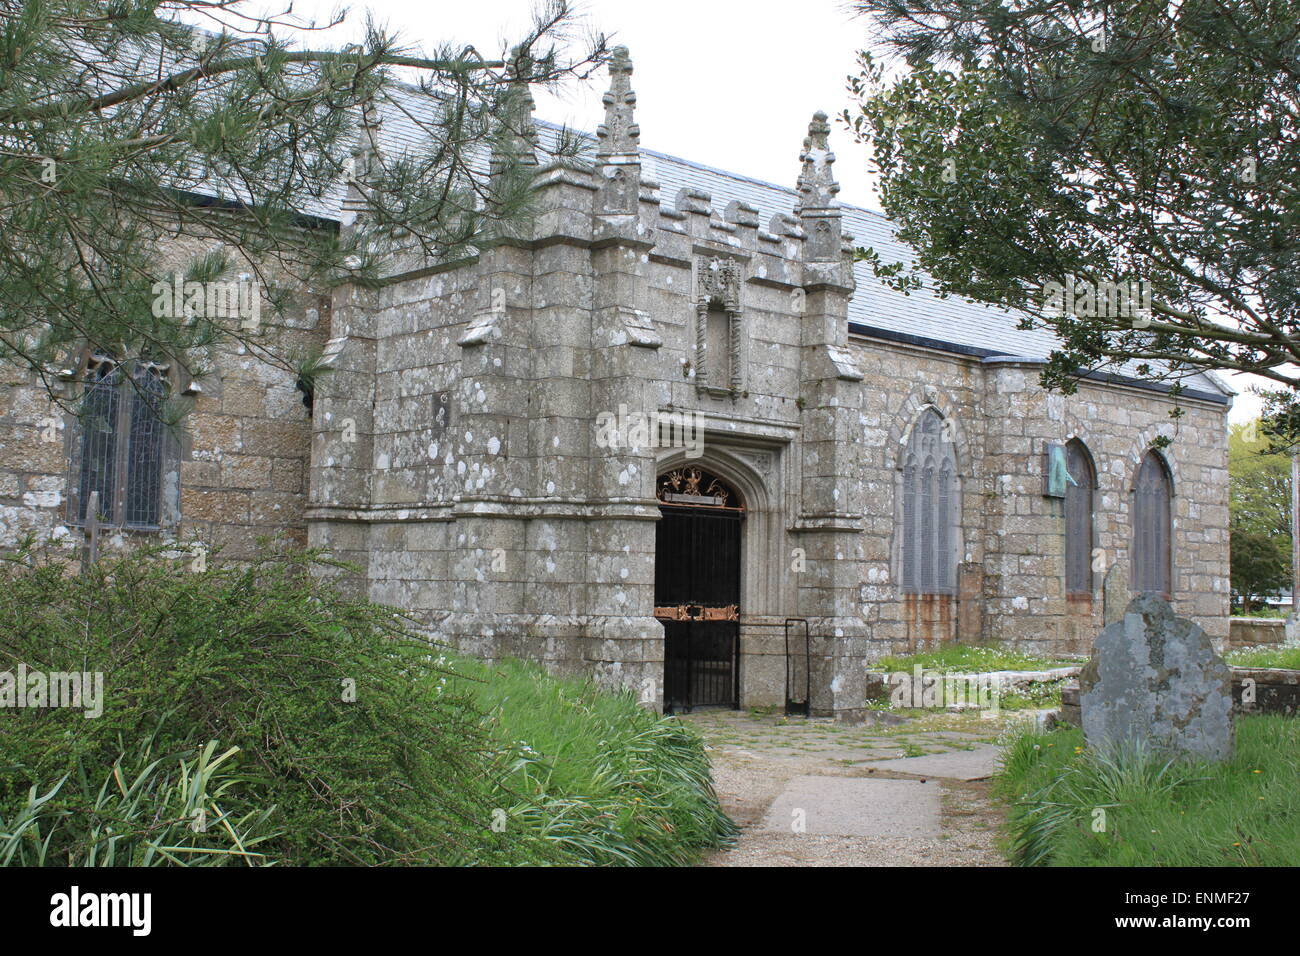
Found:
[784,618,811,716]
[654,467,743,713]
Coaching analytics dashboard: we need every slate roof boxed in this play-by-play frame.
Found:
[195,79,1233,405]
[92,27,1230,403]
[636,143,1232,404]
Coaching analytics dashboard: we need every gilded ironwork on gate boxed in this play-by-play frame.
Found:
[653,604,739,622]
[656,466,740,509]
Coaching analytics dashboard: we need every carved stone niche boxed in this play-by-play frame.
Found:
[694,255,743,397]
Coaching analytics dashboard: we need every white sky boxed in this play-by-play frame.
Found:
[248,0,878,202]
[242,0,1264,421]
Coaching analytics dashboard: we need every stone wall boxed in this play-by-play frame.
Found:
[0,226,323,563]
[1229,617,1288,650]
[0,50,1233,722]
[298,57,1231,717]
[1064,666,1300,723]
[843,346,1231,662]
[852,343,983,657]
[978,362,1230,656]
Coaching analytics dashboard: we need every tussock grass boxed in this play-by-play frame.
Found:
[996,717,1300,866]
[2,734,280,867]
[455,659,738,867]
[1,542,735,867]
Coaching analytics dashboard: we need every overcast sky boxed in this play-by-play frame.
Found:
[255,0,878,202]
[249,0,1260,420]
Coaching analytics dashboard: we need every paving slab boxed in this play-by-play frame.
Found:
[855,744,1001,781]
[759,776,941,837]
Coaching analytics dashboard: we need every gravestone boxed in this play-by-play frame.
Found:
[1101,562,1131,626]
[1079,594,1234,762]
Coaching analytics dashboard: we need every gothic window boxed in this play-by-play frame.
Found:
[901,409,957,594]
[1132,450,1173,596]
[1063,439,1096,595]
[70,352,174,528]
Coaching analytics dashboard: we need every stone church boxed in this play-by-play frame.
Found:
[0,49,1231,718]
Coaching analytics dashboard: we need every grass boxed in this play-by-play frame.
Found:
[1226,645,1300,670]
[452,659,738,867]
[997,686,1066,711]
[995,716,1300,865]
[873,645,1079,674]
[0,541,736,867]
[1,737,280,866]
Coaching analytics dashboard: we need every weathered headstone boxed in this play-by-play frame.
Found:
[1079,594,1234,762]
[1101,562,1131,626]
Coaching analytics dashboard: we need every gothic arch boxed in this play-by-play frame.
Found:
[1125,425,1181,493]
[1131,448,1175,596]
[1064,436,1100,489]
[1059,412,1102,475]
[62,347,184,530]
[891,403,964,594]
[886,387,972,477]
[655,446,769,516]
[1063,437,1098,595]
[654,444,780,618]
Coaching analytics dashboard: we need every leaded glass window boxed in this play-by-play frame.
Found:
[1132,450,1173,596]
[71,353,172,528]
[901,409,957,594]
[1064,440,1096,595]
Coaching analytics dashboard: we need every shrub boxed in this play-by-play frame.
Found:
[0,541,736,867]
[0,541,556,866]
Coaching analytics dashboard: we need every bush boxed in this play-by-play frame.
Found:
[0,541,558,866]
[996,718,1300,866]
[0,541,736,866]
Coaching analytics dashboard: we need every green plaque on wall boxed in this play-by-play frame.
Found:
[1044,442,1074,498]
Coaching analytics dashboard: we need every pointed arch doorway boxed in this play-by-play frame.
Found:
[654,466,744,713]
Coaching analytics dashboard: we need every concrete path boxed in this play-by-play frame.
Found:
[761,777,942,837]
[855,744,1002,781]
[687,710,1013,867]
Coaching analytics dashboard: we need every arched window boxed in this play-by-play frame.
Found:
[1132,450,1173,596]
[69,351,173,528]
[1063,439,1096,595]
[901,408,957,594]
